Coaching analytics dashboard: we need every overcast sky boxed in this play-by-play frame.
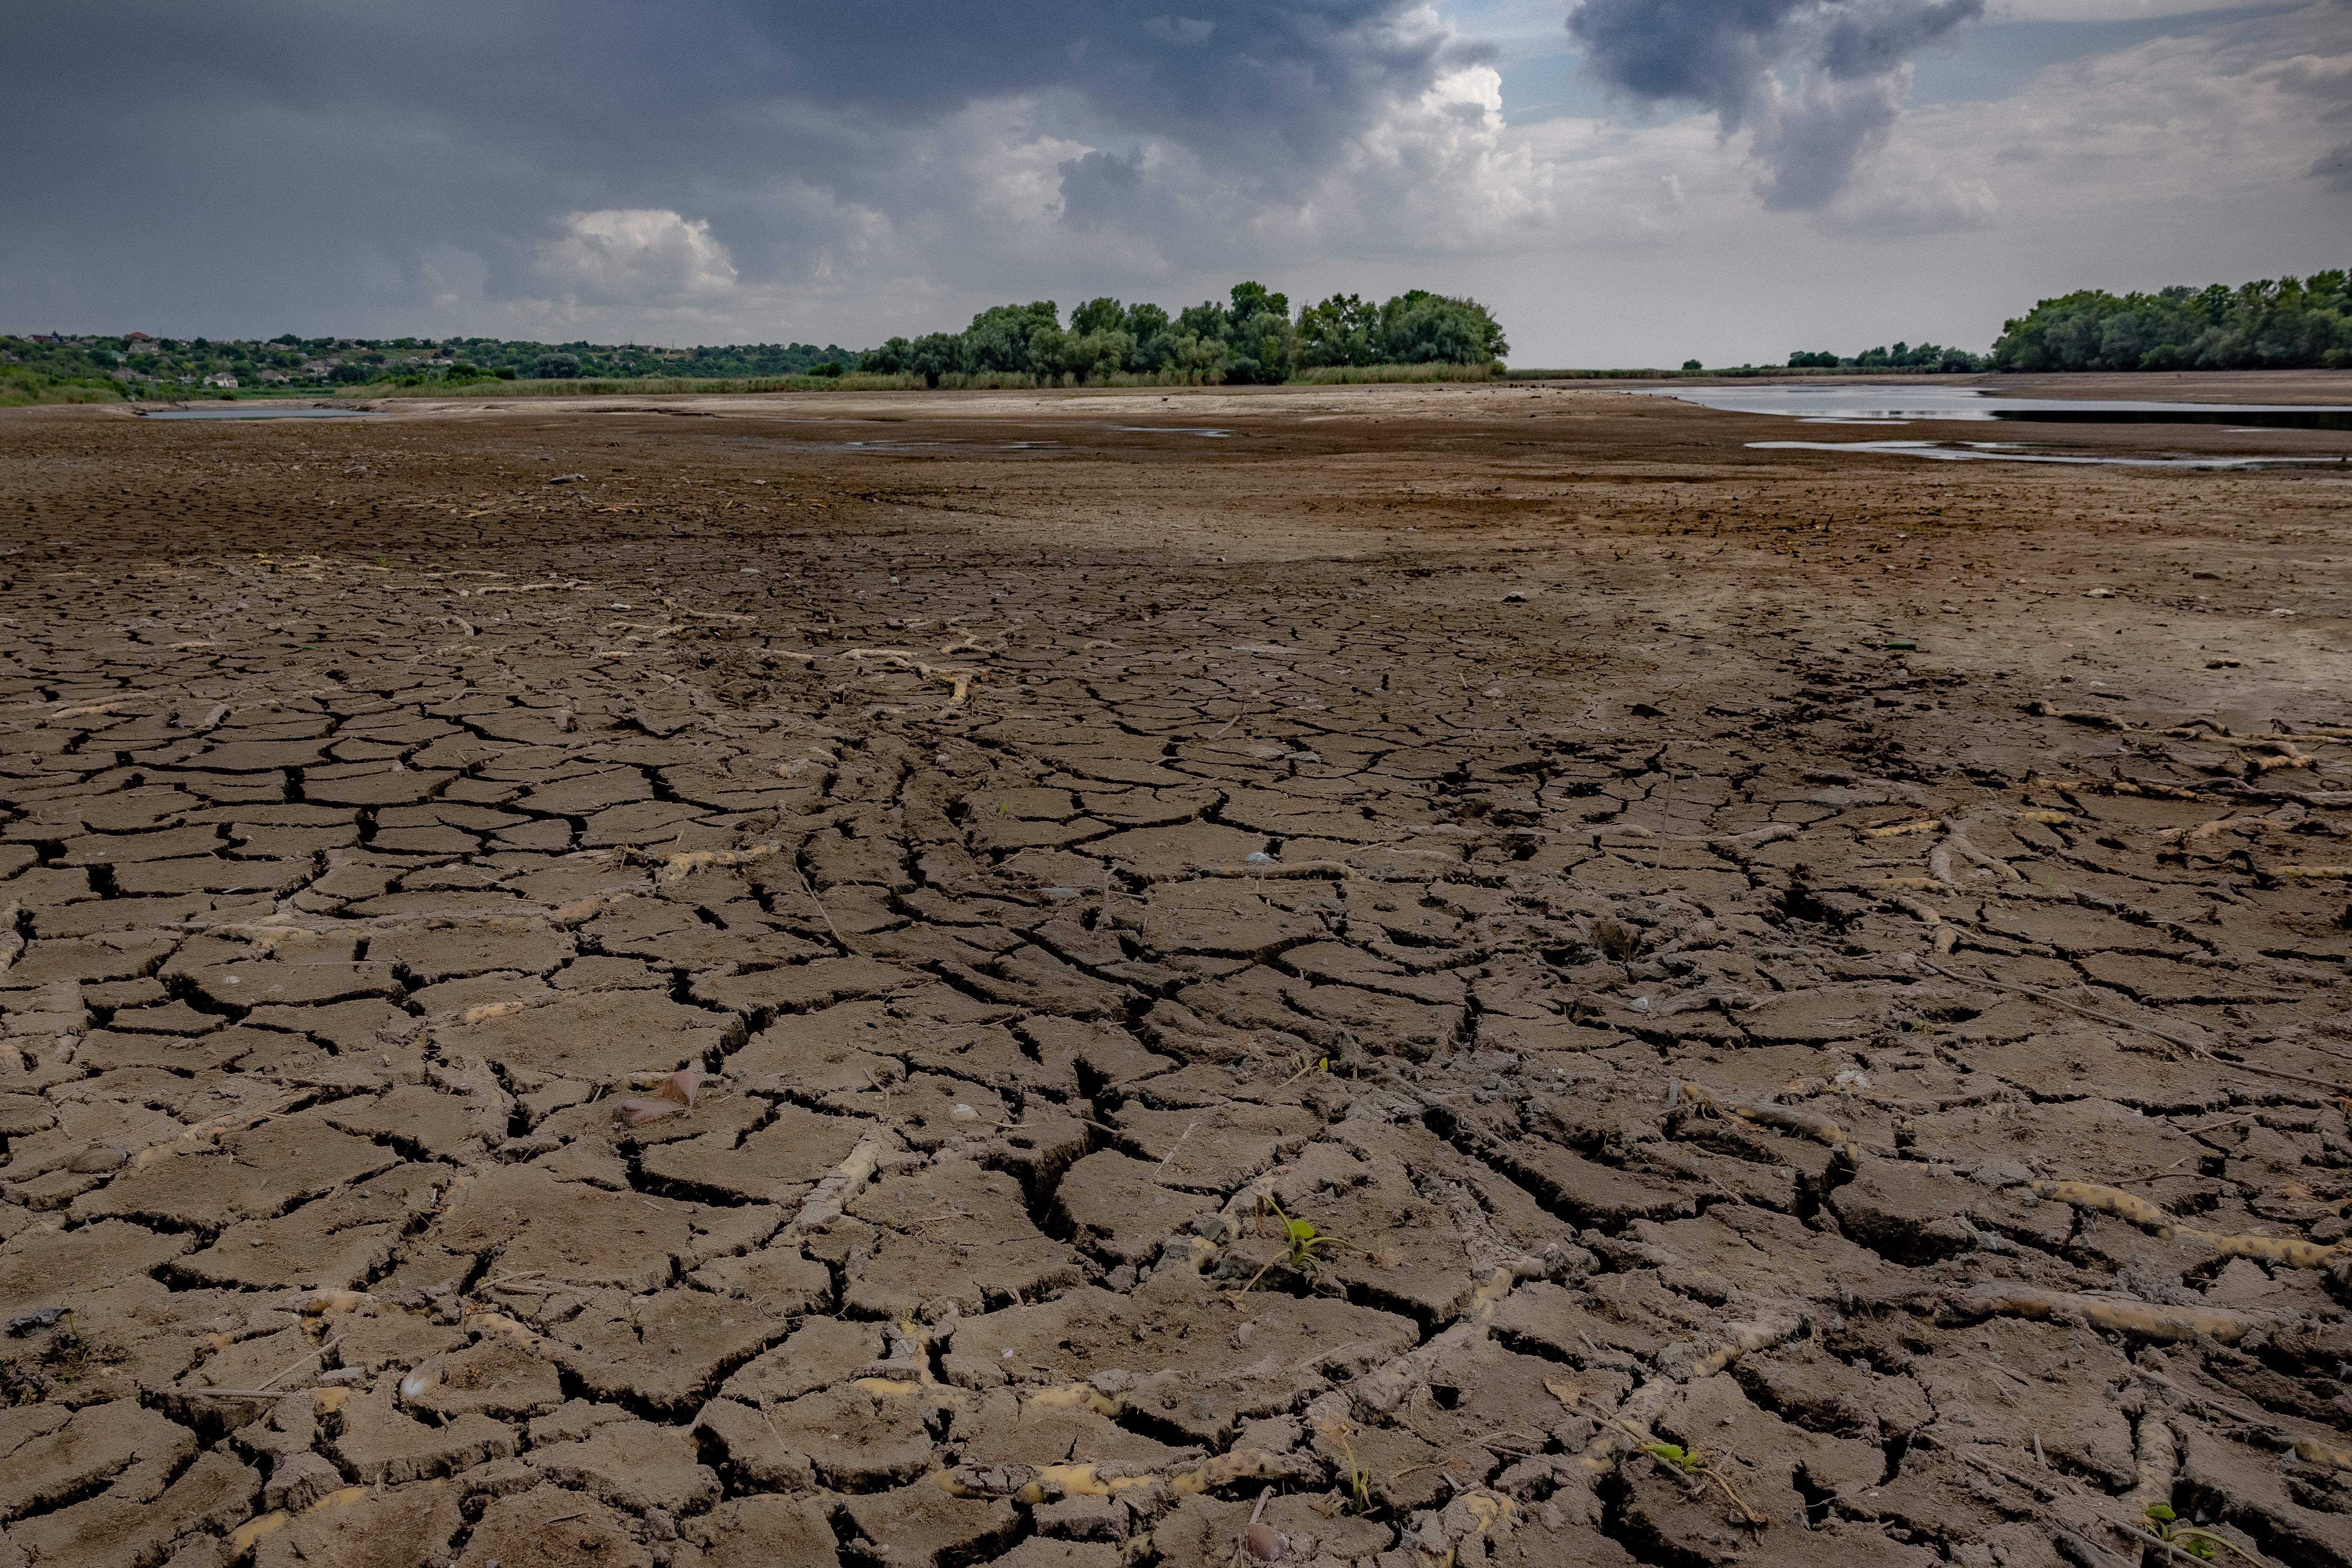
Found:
[5,0,2345,365]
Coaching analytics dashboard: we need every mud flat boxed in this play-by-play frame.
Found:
[3,378,2350,1566]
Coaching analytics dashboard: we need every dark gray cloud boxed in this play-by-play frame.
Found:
[2316,143,2352,192]
[1566,0,1983,209]
[0,1,1484,338]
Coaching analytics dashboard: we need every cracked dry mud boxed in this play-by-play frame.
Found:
[3,376,2351,1568]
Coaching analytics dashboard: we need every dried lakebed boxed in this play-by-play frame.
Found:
[2,382,2350,1568]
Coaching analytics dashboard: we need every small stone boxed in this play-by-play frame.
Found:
[1245,1522,1292,1561]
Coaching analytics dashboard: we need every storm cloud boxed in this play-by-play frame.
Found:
[3,1,1488,338]
[1566,0,1984,209]
[1,0,2342,362]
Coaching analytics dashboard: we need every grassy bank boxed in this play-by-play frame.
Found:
[1,370,132,407]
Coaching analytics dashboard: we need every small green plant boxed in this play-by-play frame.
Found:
[2144,1505,2259,1564]
[1281,1050,1330,1084]
[1312,1416,1377,1516]
[1635,1440,1766,1525]
[994,800,1012,818]
[1231,1197,1365,1297]
[373,555,391,567]
[2,1310,124,1401]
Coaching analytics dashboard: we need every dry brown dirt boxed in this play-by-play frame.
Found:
[3,375,2351,1568]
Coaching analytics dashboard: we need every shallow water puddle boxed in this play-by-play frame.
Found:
[1656,383,2352,431]
[1746,438,2328,468]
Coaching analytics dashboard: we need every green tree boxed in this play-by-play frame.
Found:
[1299,293,1378,367]
[1991,272,2352,371]
[1070,297,1126,336]
[964,302,1060,374]
[1377,290,1506,364]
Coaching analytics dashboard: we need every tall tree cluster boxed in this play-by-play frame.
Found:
[860,283,1507,386]
[1991,273,2352,371]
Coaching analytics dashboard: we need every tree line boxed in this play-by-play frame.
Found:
[1783,343,1984,371]
[0,333,858,397]
[859,283,1507,386]
[1989,272,2350,372]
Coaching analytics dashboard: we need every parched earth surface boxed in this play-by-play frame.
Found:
[3,375,2351,1568]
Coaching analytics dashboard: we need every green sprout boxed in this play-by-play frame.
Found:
[1230,1197,1366,1298]
[1312,1416,1377,1517]
[2144,1505,2261,1564]
[994,800,1012,818]
[1634,1439,1766,1525]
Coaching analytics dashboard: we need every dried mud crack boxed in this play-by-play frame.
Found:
[3,378,2351,1567]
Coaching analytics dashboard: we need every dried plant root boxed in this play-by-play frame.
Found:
[130,1099,303,1170]
[1134,859,1359,885]
[838,647,979,702]
[1654,1308,1806,1382]
[1957,1283,2267,1344]
[1350,1269,1514,1412]
[2268,865,2352,881]
[1946,832,2022,882]
[2243,747,2316,776]
[2124,1416,2178,1516]
[2169,815,2247,848]
[2174,1228,2352,1270]
[2031,1180,2176,1236]
[2293,1438,2352,1471]
[1704,823,1798,851]
[2027,701,2126,730]
[616,1066,701,1127]
[1526,1311,1799,1519]
[634,841,787,881]
[1864,817,1946,838]
[2037,775,2209,801]
[931,1446,1319,1503]
[924,666,976,703]
[781,1127,894,1237]
[1677,1079,1864,1165]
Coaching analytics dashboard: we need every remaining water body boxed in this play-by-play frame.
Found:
[1656,384,2352,431]
[1747,439,2335,469]
[142,405,380,420]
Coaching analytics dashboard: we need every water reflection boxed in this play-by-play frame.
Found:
[1656,384,2352,431]
[1747,439,2331,469]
